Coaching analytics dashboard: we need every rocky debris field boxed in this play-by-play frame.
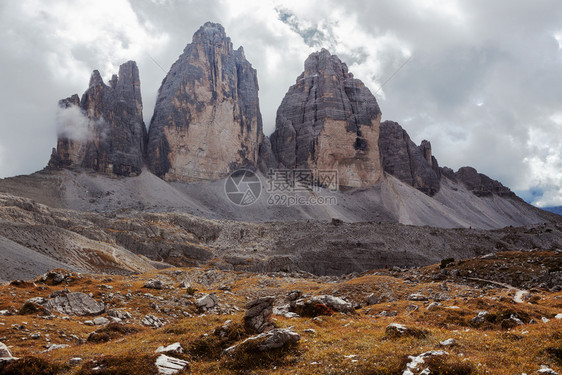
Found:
[1,191,561,281]
[0,249,560,374]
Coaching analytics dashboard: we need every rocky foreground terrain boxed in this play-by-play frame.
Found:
[0,250,560,374]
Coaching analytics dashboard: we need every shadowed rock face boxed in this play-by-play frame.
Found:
[379,120,441,196]
[452,166,515,197]
[270,49,383,188]
[48,61,146,176]
[147,22,263,181]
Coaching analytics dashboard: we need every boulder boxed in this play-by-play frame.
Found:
[244,296,275,333]
[93,317,110,326]
[408,293,429,302]
[195,293,218,312]
[144,279,166,290]
[107,309,131,320]
[366,293,380,305]
[404,350,448,375]
[292,294,353,317]
[224,328,300,356]
[439,338,457,347]
[384,323,427,339]
[0,342,15,361]
[155,354,189,375]
[471,311,489,325]
[142,314,165,329]
[156,343,184,354]
[44,292,104,316]
[537,366,559,375]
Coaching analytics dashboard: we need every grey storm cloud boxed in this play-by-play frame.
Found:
[0,0,561,207]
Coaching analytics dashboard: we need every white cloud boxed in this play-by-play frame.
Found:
[56,105,92,141]
[20,0,169,83]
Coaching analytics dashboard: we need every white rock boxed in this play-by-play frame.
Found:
[69,357,83,365]
[156,342,184,354]
[555,314,562,319]
[155,354,189,375]
[408,294,429,302]
[43,344,70,352]
[537,366,559,374]
[439,338,457,346]
[403,350,448,375]
[93,317,110,325]
[427,302,442,311]
[68,357,83,366]
[542,317,550,323]
[0,342,14,359]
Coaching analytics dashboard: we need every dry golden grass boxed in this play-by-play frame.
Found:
[0,253,560,374]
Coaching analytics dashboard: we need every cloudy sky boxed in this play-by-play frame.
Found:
[0,0,561,207]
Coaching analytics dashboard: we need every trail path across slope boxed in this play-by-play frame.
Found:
[468,277,529,303]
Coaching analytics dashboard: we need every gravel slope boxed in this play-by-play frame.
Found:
[0,235,81,281]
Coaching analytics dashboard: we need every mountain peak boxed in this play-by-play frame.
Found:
[192,22,229,44]
[147,22,263,181]
[271,50,382,188]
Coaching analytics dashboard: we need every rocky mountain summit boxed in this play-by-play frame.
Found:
[270,49,383,188]
[379,120,441,196]
[147,22,264,181]
[48,61,146,176]
[379,120,515,199]
[12,20,556,234]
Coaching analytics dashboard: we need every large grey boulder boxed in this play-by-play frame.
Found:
[195,293,219,312]
[244,296,275,333]
[44,292,105,316]
[224,328,300,356]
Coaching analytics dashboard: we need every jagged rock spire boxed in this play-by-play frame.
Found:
[49,61,146,176]
[146,22,264,181]
[270,49,383,188]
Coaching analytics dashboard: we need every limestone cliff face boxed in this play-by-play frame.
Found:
[379,121,441,196]
[270,49,383,188]
[146,22,263,181]
[48,61,146,176]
